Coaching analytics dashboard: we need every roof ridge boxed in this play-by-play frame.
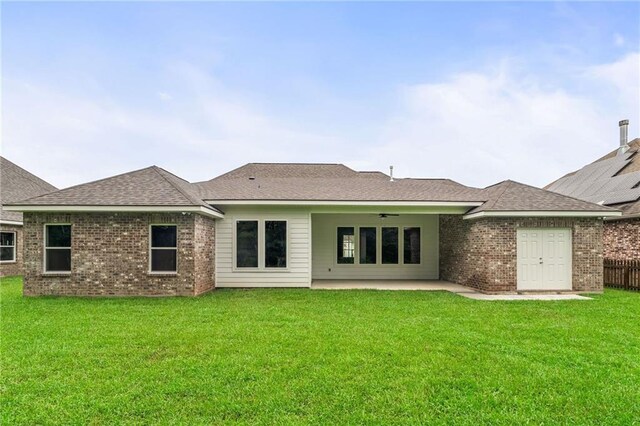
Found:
[1,157,57,192]
[481,180,512,210]
[12,166,158,204]
[151,167,202,205]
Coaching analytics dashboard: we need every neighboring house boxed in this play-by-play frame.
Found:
[546,120,640,261]
[0,157,58,277]
[6,163,619,296]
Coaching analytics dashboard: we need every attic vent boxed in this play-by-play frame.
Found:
[248,177,256,180]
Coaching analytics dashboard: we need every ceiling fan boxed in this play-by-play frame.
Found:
[379,213,399,219]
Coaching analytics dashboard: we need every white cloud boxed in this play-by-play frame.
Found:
[366,53,639,187]
[586,52,640,111]
[2,53,638,190]
[614,33,625,47]
[1,67,353,188]
[157,91,173,101]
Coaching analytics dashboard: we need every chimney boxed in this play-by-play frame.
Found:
[389,165,394,182]
[618,119,630,155]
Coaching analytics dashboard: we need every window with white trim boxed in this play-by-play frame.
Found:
[359,227,376,264]
[150,225,177,272]
[265,220,287,268]
[381,227,399,264]
[236,220,288,269]
[337,227,355,264]
[0,232,16,263]
[45,225,71,272]
[236,220,259,268]
[403,227,421,264]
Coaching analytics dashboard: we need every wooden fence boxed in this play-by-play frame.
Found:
[604,259,640,291]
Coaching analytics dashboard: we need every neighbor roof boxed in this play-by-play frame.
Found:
[546,138,640,217]
[0,157,58,223]
[7,166,222,216]
[7,162,617,218]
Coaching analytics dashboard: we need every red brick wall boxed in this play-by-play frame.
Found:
[439,216,603,293]
[603,218,640,260]
[0,224,23,278]
[22,212,216,296]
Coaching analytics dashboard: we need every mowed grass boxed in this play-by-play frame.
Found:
[1,276,640,425]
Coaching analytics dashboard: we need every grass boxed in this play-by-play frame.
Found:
[1,276,640,425]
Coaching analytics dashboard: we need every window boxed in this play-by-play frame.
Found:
[45,225,71,272]
[265,221,287,268]
[150,225,177,272]
[381,227,399,264]
[236,221,258,268]
[359,227,376,264]
[337,227,355,264]
[0,232,16,262]
[404,227,421,264]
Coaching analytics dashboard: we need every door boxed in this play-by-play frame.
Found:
[517,229,572,290]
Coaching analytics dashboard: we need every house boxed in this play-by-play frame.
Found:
[546,120,640,261]
[0,157,58,277]
[5,162,619,296]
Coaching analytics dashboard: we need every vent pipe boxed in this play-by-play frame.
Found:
[389,165,394,182]
[618,119,630,156]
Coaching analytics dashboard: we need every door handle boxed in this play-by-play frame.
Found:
[539,258,543,264]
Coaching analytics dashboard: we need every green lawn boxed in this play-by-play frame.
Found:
[1,276,639,425]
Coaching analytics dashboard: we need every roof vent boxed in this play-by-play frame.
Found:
[389,166,394,182]
[618,119,630,156]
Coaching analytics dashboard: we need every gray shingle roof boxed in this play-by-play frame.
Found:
[7,162,616,217]
[1,157,58,223]
[194,163,485,202]
[8,166,221,214]
[469,180,616,214]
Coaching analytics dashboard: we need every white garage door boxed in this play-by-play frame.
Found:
[517,229,572,290]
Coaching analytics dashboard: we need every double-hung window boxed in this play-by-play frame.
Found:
[150,225,177,273]
[0,232,16,263]
[236,220,287,269]
[45,225,71,272]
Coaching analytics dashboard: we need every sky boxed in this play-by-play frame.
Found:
[2,1,639,189]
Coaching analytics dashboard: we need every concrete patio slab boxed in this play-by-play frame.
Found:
[311,280,592,301]
[311,280,471,292]
[460,293,592,301]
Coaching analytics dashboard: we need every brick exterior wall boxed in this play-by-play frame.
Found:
[439,215,603,293]
[0,224,23,278]
[22,212,215,296]
[603,218,640,260]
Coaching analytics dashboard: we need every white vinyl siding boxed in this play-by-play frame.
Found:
[215,206,311,287]
[312,214,439,280]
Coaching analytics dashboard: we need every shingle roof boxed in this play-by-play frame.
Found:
[469,180,616,214]
[9,166,221,214]
[1,157,58,223]
[194,163,486,202]
[546,138,640,216]
[7,162,616,217]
